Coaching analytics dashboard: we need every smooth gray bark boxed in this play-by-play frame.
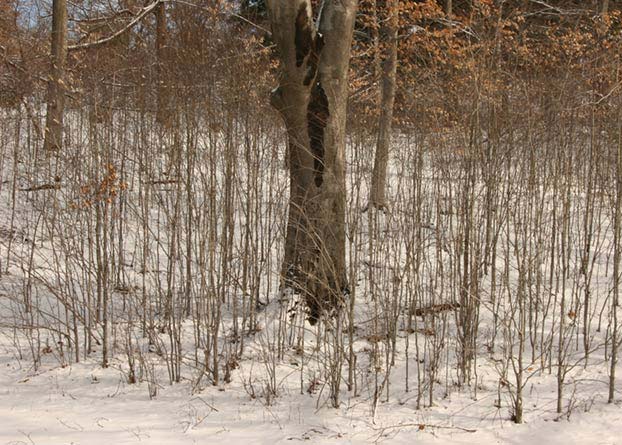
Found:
[267,0,357,323]
[155,2,169,126]
[43,0,68,152]
[369,0,398,210]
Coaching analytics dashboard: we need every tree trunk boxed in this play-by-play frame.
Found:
[43,0,68,152]
[267,0,357,324]
[155,1,169,127]
[609,120,621,403]
[369,0,398,210]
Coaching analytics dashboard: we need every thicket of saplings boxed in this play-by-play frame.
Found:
[1,1,621,425]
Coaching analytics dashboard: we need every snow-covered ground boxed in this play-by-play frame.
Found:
[1,118,622,444]
[1,338,621,444]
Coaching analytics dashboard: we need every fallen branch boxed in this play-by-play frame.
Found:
[372,421,477,442]
[20,184,60,192]
[414,302,460,317]
[378,422,476,433]
[148,179,179,185]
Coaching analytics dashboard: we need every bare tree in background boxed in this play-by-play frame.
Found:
[267,0,357,323]
[43,0,68,152]
[369,0,398,210]
[155,1,169,127]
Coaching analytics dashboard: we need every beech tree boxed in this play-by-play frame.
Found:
[43,0,68,152]
[266,0,358,323]
[369,0,398,210]
[155,1,169,126]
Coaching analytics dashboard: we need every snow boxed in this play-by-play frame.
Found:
[1,120,621,444]
[1,333,621,444]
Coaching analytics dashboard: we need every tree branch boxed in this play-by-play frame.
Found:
[68,0,165,52]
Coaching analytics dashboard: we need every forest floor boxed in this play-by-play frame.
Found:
[1,331,621,444]
[1,124,622,444]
